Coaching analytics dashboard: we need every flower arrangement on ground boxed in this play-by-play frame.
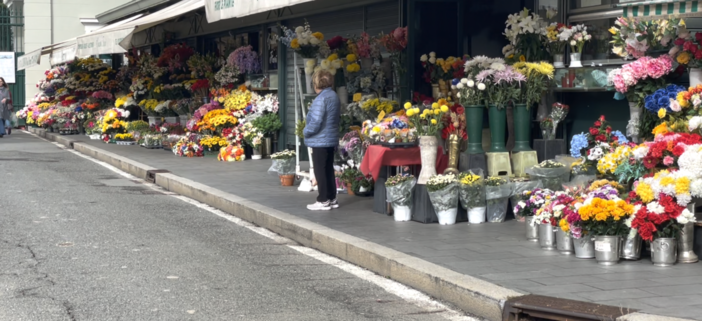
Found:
[427,173,460,225]
[484,176,514,222]
[173,134,204,157]
[459,171,486,214]
[217,145,245,162]
[385,174,416,221]
[513,188,554,218]
[200,135,228,152]
[114,133,134,141]
[577,195,634,236]
[527,160,569,191]
[271,150,296,175]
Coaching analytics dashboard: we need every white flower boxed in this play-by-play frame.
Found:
[477,83,486,90]
[329,68,337,75]
[429,57,436,64]
[331,59,342,69]
[429,52,436,57]
[461,78,468,84]
[646,202,665,215]
[689,116,702,132]
[310,37,321,45]
[456,93,461,98]
[304,67,314,75]
[295,26,305,34]
[690,179,702,197]
[678,209,696,224]
[299,37,309,45]
[490,62,506,71]
[456,83,464,89]
[320,60,331,70]
[467,80,475,87]
[670,99,682,112]
[420,54,428,62]
[570,40,577,46]
[305,59,316,68]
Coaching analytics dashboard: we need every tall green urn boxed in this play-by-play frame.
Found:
[513,103,532,152]
[488,105,507,153]
[464,104,485,154]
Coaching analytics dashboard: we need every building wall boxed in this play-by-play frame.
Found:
[14,0,130,104]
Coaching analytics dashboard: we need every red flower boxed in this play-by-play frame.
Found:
[594,121,601,127]
[675,38,686,46]
[606,127,612,134]
[599,115,606,121]
[326,36,347,50]
[649,142,665,158]
[596,134,606,142]
[456,106,465,114]
[695,50,702,60]
[673,144,686,157]
[643,156,659,169]
[589,127,599,136]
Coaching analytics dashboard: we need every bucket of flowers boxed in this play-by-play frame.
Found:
[514,188,554,241]
[114,133,136,146]
[485,177,514,223]
[577,188,635,265]
[459,170,486,224]
[427,173,459,225]
[526,160,570,191]
[510,177,543,222]
[385,174,416,222]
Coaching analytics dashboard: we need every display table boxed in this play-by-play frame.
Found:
[360,145,449,221]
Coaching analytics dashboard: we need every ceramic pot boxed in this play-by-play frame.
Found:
[417,136,438,185]
[594,235,620,265]
[303,58,317,94]
[346,183,355,196]
[280,174,295,186]
[651,238,678,267]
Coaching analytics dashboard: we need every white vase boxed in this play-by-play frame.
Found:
[437,208,458,225]
[252,147,262,160]
[468,207,486,224]
[417,136,438,185]
[303,58,317,94]
[627,101,640,143]
[691,68,702,88]
[336,86,348,105]
[393,205,412,222]
[569,52,583,68]
[553,54,565,68]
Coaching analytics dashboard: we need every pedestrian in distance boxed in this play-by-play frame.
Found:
[303,69,341,211]
[0,77,12,137]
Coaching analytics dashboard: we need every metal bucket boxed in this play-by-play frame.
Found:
[538,223,556,250]
[556,229,573,255]
[678,223,699,263]
[594,235,620,265]
[652,238,678,267]
[525,217,538,242]
[620,234,642,260]
[573,237,595,259]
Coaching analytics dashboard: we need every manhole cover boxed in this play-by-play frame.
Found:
[57,242,74,247]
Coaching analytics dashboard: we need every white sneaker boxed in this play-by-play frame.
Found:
[307,201,331,211]
[329,199,339,209]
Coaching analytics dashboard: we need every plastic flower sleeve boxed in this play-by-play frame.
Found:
[509,180,543,210]
[386,177,417,208]
[427,182,459,213]
[485,182,514,223]
[269,158,296,175]
[555,155,579,182]
[526,166,570,191]
[268,159,281,175]
[459,169,486,210]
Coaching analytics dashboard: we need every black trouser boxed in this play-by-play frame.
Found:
[312,147,337,203]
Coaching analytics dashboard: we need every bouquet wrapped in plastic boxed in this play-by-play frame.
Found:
[427,174,459,225]
[526,160,569,191]
[459,170,486,224]
[485,177,514,223]
[510,177,543,221]
[143,134,163,148]
[269,150,296,175]
[385,174,416,222]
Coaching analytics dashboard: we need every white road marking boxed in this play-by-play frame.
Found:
[24,131,480,321]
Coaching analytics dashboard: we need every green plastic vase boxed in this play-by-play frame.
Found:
[513,103,532,152]
[488,105,507,153]
[464,104,485,154]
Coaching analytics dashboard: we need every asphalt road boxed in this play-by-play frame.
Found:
[0,132,474,321]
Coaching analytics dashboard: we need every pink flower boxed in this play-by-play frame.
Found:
[670,99,682,112]
[663,156,675,166]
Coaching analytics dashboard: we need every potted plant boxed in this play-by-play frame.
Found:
[271,150,296,186]
[340,165,363,196]
[114,133,135,145]
[578,192,635,265]
[514,188,554,242]
[426,173,459,225]
[404,101,448,184]
[459,170,486,224]
[352,174,374,195]
[385,174,416,222]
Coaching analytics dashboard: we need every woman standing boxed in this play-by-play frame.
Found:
[304,70,340,211]
[0,77,11,137]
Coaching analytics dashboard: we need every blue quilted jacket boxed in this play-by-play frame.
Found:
[304,88,340,148]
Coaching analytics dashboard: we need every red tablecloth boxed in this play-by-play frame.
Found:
[360,145,448,181]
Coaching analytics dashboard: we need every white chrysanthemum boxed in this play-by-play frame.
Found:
[646,202,665,215]
[331,59,342,69]
[429,52,436,57]
[309,37,321,45]
[490,62,506,71]
[467,80,475,88]
[420,54,428,62]
[690,179,702,197]
[632,145,649,161]
[320,60,331,70]
[461,78,469,84]
[295,26,305,34]
[477,83,486,90]
[299,37,310,45]
[456,92,461,98]
[678,208,696,224]
[456,83,464,89]
[678,145,702,178]
[677,193,692,207]
[689,116,702,132]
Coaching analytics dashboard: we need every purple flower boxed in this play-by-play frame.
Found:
[228,45,261,74]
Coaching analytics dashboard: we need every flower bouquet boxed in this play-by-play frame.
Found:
[217,145,245,162]
[385,174,416,222]
[339,165,363,195]
[459,170,486,224]
[455,77,486,106]
[578,194,635,264]
[513,188,554,219]
[426,173,459,225]
[480,64,526,109]
[200,135,228,153]
[114,133,135,145]
[173,137,204,158]
[143,134,163,149]
[279,21,326,58]
[540,118,554,139]
[510,177,544,221]
[270,150,297,186]
[569,115,628,175]
[610,17,683,59]
[512,61,555,108]
[502,8,549,63]
[405,101,448,136]
[526,160,570,191]
[485,176,514,223]
[228,45,261,75]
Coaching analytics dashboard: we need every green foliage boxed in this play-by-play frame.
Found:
[252,113,282,135]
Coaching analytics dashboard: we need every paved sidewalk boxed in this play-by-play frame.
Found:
[27,131,702,320]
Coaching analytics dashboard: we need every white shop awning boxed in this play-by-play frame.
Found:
[205,0,314,23]
[76,13,149,57]
[17,48,43,71]
[118,0,205,50]
[618,0,702,20]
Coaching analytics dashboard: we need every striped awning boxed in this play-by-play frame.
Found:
[619,0,702,19]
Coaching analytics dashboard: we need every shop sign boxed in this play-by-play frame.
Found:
[50,45,77,66]
[205,0,314,23]
[0,52,15,83]
[17,49,41,71]
[77,29,131,57]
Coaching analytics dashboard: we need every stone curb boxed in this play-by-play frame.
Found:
[27,128,693,321]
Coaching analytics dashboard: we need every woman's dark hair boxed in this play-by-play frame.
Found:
[0,77,8,88]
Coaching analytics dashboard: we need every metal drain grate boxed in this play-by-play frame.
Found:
[145,169,170,183]
[502,295,635,321]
